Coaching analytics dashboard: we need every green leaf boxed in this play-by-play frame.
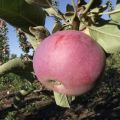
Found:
[89,22,120,53]
[29,26,50,40]
[44,7,64,20]
[52,21,62,33]
[64,12,75,24]
[0,0,46,33]
[28,26,50,49]
[25,0,51,7]
[110,2,120,23]
[44,7,58,16]
[66,4,74,12]
[27,34,39,49]
[25,0,61,19]
[54,92,75,108]
[25,0,56,8]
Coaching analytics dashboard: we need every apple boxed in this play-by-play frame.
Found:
[33,30,106,96]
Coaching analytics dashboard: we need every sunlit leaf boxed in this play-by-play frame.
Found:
[54,92,75,108]
[27,34,39,49]
[89,22,120,53]
[110,2,120,23]
[28,26,50,49]
[29,26,50,41]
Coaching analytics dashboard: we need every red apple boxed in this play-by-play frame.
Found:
[33,30,106,96]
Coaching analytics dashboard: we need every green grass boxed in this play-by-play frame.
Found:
[0,73,38,91]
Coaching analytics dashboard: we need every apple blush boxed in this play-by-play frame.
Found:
[33,30,106,96]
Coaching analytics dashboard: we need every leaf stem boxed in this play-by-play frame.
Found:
[83,0,94,14]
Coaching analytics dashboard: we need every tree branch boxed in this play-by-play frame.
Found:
[88,9,120,17]
[0,58,34,81]
[83,0,94,14]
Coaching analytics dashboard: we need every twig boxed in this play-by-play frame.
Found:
[71,0,77,12]
[0,91,18,101]
[88,9,120,17]
[0,89,52,101]
[99,9,120,15]
[83,0,94,14]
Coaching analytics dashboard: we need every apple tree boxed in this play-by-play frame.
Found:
[0,20,9,64]
[0,0,120,108]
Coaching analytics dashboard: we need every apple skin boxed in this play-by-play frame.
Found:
[33,30,106,96]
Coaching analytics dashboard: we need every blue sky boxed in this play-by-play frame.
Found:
[7,0,117,56]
